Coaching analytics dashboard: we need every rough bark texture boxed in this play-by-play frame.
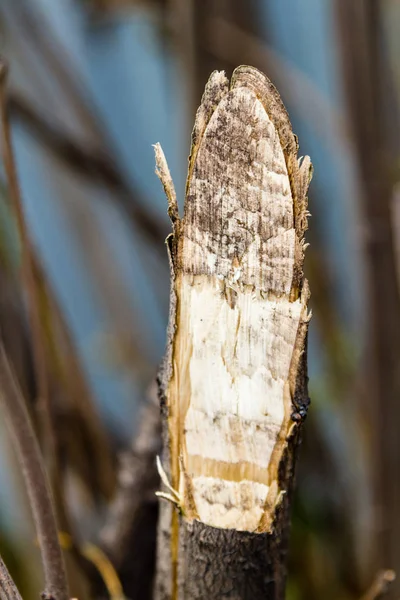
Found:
[180,519,286,599]
[0,554,23,600]
[154,65,312,600]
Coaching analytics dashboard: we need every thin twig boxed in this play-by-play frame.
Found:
[0,342,69,600]
[0,554,23,600]
[0,59,55,464]
[360,569,396,600]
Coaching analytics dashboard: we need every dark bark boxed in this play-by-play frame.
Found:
[180,521,285,599]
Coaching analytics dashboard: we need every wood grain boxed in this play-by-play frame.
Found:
[155,65,312,600]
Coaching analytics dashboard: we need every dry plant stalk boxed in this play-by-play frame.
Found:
[0,59,55,465]
[0,343,69,600]
[154,66,312,599]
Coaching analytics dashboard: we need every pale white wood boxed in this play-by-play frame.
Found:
[156,69,310,533]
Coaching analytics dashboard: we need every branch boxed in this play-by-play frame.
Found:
[0,555,23,600]
[0,59,54,465]
[100,383,161,565]
[0,341,69,600]
[155,66,312,599]
[95,384,161,600]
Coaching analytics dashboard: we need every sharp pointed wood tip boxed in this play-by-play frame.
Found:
[153,143,179,222]
[206,70,229,90]
[153,142,167,177]
[209,69,226,79]
[153,141,162,162]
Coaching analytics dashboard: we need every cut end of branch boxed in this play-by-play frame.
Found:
[158,65,312,535]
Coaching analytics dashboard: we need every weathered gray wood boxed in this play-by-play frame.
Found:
[154,65,312,600]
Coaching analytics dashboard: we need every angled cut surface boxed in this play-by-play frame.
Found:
[158,66,311,533]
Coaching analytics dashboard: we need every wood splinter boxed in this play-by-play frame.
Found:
[154,65,312,600]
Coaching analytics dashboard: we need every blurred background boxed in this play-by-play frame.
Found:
[0,1,400,599]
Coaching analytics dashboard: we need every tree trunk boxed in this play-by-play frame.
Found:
[154,65,312,600]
